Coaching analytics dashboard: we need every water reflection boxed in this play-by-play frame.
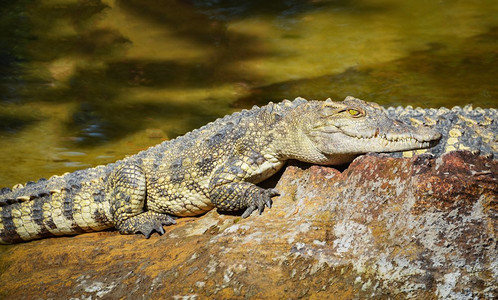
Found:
[234,27,498,108]
[189,0,385,20]
[0,0,30,104]
[0,0,497,186]
[190,0,323,20]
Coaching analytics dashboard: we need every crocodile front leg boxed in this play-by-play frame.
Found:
[107,163,175,237]
[208,158,280,218]
[210,182,279,218]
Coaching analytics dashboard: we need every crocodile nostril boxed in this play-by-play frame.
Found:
[374,128,380,137]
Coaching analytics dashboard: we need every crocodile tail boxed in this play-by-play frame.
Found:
[0,194,55,244]
[0,180,114,244]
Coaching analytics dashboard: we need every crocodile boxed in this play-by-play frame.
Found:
[1,95,489,244]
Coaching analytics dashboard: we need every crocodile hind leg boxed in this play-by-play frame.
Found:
[107,164,176,238]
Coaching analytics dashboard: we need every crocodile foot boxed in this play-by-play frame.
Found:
[241,188,280,218]
[117,211,176,238]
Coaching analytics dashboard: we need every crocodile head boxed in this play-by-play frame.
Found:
[279,96,441,165]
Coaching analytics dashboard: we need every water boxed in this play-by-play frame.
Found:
[0,0,497,187]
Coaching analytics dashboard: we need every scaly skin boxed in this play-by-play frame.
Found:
[0,96,465,244]
[384,105,497,158]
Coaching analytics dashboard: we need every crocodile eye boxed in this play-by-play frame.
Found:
[348,109,362,117]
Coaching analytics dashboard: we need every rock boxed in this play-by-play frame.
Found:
[0,151,496,299]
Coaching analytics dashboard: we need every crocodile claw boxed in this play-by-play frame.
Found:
[132,213,176,238]
[242,206,256,218]
[136,222,165,239]
[242,187,280,218]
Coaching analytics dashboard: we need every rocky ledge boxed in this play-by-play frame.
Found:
[0,151,496,299]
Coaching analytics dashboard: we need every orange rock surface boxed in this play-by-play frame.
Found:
[0,151,496,299]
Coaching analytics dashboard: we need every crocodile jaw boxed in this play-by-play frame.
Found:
[307,131,437,156]
[344,132,440,153]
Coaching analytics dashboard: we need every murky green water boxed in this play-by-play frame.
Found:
[1,0,497,186]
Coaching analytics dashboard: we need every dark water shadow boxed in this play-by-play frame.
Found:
[13,0,112,62]
[63,97,226,146]
[0,0,116,106]
[0,112,38,134]
[233,27,498,108]
[187,0,388,21]
[0,0,32,104]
